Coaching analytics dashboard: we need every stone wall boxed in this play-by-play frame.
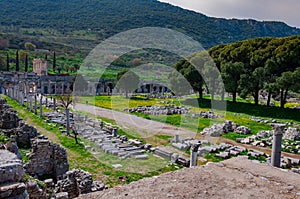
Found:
[24,138,69,181]
[0,150,28,199]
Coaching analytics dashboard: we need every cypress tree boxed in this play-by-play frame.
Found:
[53,51,56,71]
[25,54,28,72]
[16,50,19,71]
[6,53,9,71]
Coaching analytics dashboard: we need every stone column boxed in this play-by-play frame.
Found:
[39,95,43,118]
[29,96,33,112]
[175,134,179,143]
[53,98,56,111]
[271,124,285,168]
[21,92,24,106]
[66,109,70,136]
[34,94,37,114]
[190,143,201,167]
[113,128,118,137]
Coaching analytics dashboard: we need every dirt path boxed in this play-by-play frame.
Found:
[74,103,197,138]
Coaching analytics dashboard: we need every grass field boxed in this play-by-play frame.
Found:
[75,95,299,139]
[2,95,181,187]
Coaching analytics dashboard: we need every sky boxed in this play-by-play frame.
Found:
[159,0,300,28]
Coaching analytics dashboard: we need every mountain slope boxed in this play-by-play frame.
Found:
[0,0,299,48]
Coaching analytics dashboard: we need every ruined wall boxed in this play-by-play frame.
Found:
[24,138,69,181]
[0,150,28,199]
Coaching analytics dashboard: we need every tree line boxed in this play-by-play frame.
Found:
[172,35,300,108]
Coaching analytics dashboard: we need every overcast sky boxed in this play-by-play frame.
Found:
[159,0,300,28]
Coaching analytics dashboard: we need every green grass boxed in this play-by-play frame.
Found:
[0,135,9,144]
[2,94,180,187]
[222,132,251,141]
[75,95,299,143]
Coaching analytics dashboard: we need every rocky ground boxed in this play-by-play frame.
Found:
[77,156,300,199]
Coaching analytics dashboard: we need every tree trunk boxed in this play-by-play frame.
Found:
[283,89,288,108]
[66,109,70,136]
[232,92,237,102]
[280,90,285,108]
[254,88,259,105]
[267,92,271,106]
[198,86,203,99]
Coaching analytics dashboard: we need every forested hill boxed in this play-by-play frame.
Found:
[0,0,299,48]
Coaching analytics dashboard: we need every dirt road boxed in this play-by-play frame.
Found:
[74,103,197,138]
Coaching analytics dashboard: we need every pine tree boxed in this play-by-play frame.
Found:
[6,53,9,71]
[16,50,19,71]
[25,54,28,72]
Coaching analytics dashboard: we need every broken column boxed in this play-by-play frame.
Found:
[53,98,56,111]
[66,109,70,136]
[175,134,179,143]
[39,95,43,118]
[190,143,201,167]
[29,95,33,112]
[271,124,285,167]
[113,128,118,137]
[34,94,37,114]
[45,97,48,107]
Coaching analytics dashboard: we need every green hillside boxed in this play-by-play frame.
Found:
[0,0,299,49]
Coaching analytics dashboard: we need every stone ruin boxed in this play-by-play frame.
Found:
[124,105,189,115]
[24,137,69,181]
[200,120,248,137]
[283,127,300,141]
[54,169,105,198]
[0,98,106,198]
[237,127,300,154]
[0,100,38,149]
[0,150,28,199]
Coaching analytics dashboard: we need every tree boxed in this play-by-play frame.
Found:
[15,50,19,72]
[169,70,192,96]
[6,53,9,71]
[172,52,208,99]
[57,92,72,137]
[263,58,280,106]
[116,70,140,98]
[24,42,36,51]
[221,62,244,102]
[277,67,300,108]
[53,51,56,71]
[25,54,29,72]
[239,67,265,105]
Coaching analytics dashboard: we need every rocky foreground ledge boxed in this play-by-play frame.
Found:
[77,156,300,199]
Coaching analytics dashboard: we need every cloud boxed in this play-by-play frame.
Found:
[159,0,300,27]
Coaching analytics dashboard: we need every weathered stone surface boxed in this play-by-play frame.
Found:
[26,180,47,199]
[0,182,27,199]
[55,169,105,198]
[0,150,24,184]
[283,127,300,141]
[0,149,28,199]
[24,138,69,181]
[0,107,20,129]
[55,192,69,199]
[234,126,251,135]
